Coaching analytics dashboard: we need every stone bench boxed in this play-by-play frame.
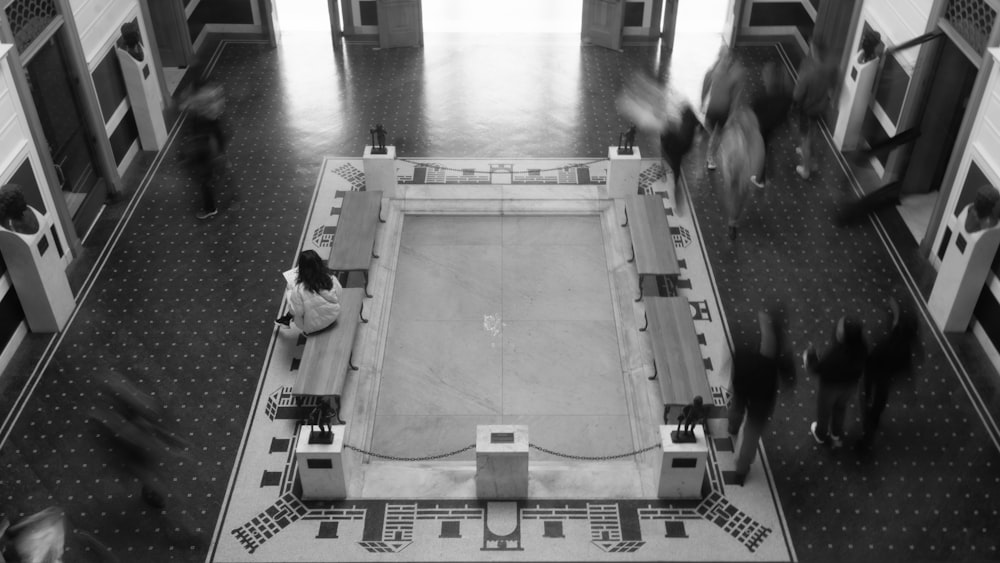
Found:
[619,194,680,301]
[641,296,711,417]
[328,191,384,297]
[292,288,367,405]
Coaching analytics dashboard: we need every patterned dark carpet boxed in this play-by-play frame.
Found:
[0,33,998,562]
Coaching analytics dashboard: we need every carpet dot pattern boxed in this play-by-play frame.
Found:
[688,46,1000,560]
[0,34,997,563]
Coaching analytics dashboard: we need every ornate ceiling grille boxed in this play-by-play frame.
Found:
[945,0,997,55]
[4,0,57,54]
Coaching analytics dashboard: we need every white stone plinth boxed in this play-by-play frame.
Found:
[363,145,397,197]
[116,48,167,151]
[475,425,528,499]
[833,56,878,151]
[607,146,641,198]
[295,425,347,500]
[929,205,1000,332]
[655,425,707,499]
[0,207,73,332]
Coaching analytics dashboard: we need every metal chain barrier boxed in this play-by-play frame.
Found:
[396,157,608,177]
[344,443,476,462]
[343,442,659,462]
[528,442,660,461]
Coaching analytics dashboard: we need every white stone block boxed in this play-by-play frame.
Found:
[476,425,528,499]
[363,145,397,196]
[607,146,641,198]
[655,424,707,499]
[296,425,347,500]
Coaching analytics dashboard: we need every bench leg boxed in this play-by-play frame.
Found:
[363,272,373,298]
[627,242,635,263]
[648,359,657,380]
[620,205,629,227]
[348,350,359,371]
[359,300,369,323]
[639,311,649,332]
[378,201,386,223]
[635,274,644,302]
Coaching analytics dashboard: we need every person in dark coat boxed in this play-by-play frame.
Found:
[751,61,794,186]
[806,315,868,448]
[857,295,921,450]
[659,102,701,213]
[728,310,782,485]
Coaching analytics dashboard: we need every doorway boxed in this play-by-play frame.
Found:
[665,0,731,108]
[422,0,581,35]
[897,38,977,244]
[24,33,106,238]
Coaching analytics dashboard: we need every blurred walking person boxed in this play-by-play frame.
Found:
[793,38,837,179]
[805,315,867,448]
[702,46,746,171]
[857,295,921,450]
[751,61,794,187]
[90,375,190,509]
[728,310,782,485]
[616,75,700,213]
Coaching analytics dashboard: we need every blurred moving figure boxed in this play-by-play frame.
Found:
[805,315,868,448]
[702,46,746,171]
[90,375,190,509]
[728,310,782,485]
[717,102,765,240]
[616,74,701,213]
[180,72,227,153]
[2,507,65,563]
[793,38,837,179]
[180,70,228,220]
[858,294,921,450]
[751,61,794,186]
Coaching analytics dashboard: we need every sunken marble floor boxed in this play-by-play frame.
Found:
[374,214,630,458]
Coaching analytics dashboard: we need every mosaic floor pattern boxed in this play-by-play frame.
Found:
[207,158,793,562]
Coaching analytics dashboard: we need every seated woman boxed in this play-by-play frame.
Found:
[275,250,342,335]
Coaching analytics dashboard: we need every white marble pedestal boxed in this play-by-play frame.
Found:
[475,425,528,499]
[655,425,707,499]
[295,425,347,500]
[607,146,641,198]
[0,207,73,332]
[363,145,397,197]
[929,205,1000,332]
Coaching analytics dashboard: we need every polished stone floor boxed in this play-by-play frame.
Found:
[1,20,1000,563]
[375,215,630,461]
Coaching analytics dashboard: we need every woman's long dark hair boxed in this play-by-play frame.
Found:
[296,250,333,294]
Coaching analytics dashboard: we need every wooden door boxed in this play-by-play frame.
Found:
[582,0,625,51]
[147,0,193,67]
[25,35,106,236]
[377,0,422,49]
